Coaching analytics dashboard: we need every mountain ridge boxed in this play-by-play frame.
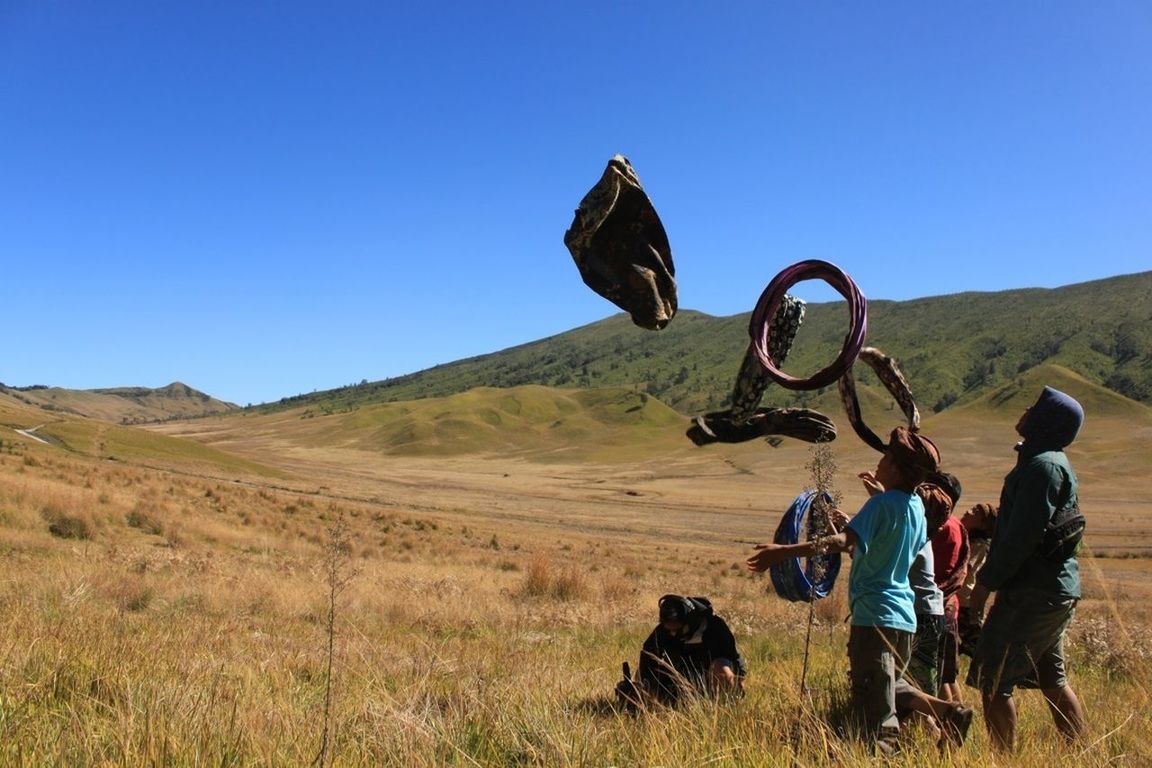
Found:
[0,381,238,424]
[7,271,1151,423]
[267,270,1152,417]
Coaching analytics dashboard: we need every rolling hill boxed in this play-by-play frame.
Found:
[157,385,690,464]
[146,363,1151,480]
[0,386,275,477]
[0,381,238,424]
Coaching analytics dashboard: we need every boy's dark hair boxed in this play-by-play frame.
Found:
[928,471,962,506]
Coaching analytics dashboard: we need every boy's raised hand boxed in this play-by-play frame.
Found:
[858,471,885,496]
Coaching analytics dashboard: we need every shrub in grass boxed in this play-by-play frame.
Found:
[126,504,164,535]
[105,577,155,612]
[41,505,92,540]
[520,556,589,601]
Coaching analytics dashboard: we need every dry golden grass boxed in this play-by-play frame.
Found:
[2,376,1152,765]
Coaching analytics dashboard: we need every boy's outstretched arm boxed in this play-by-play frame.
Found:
[746,529,856,572]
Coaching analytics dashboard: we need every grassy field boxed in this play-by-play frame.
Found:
[2,370,1151,765]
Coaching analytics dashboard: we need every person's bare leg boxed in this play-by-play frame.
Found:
[896,688,955,721]
[982,691,1017,752]
[897,686,972,748]
[1043,685,1086,742]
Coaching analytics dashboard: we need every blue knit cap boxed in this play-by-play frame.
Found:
[1019,386,1084,449]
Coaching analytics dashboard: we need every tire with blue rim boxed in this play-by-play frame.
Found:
[769,489,842,602]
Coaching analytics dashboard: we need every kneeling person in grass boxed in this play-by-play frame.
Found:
[621,594,746,708]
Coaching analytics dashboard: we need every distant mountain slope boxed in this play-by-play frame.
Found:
[0,382,238,424]
[0,392,278,477]
[266,271,1152,416]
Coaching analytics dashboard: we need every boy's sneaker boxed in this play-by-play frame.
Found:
[941,705,974,749]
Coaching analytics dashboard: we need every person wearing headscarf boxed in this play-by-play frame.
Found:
[957,502,998,657]
[924,472,970,703]
[966,386,1087,752]
[748,427,973,753]
[633,594,745,706]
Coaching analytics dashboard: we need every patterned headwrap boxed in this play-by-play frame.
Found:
[963,503,998,538]
[916,483,955,532]
[886,426,941,483]
[657,595,712,636]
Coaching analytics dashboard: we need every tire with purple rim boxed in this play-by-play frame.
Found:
[748,259,867,391]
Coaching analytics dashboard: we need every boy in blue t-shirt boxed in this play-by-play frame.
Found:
[748,427,972,752]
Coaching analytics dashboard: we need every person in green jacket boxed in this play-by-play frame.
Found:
[967,386,1087,751]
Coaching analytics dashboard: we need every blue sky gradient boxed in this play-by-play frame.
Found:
[2,2,1149,405]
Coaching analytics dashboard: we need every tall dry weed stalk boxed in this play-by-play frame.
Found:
[799,441,842,697]
[313,514,359,768]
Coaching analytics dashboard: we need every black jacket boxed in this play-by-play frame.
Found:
[637,613,745,704]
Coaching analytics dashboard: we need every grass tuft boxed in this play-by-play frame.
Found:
[41,505,93,540]
[519,555,590,601]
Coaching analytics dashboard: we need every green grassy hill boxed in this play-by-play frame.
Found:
[932,363,1152,479]
[175,365,1152,480]
[254,385,688,462]
[263,271,1152,417]
[947,362,1151,421]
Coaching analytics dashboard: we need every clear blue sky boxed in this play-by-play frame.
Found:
[2,2,1149,406]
